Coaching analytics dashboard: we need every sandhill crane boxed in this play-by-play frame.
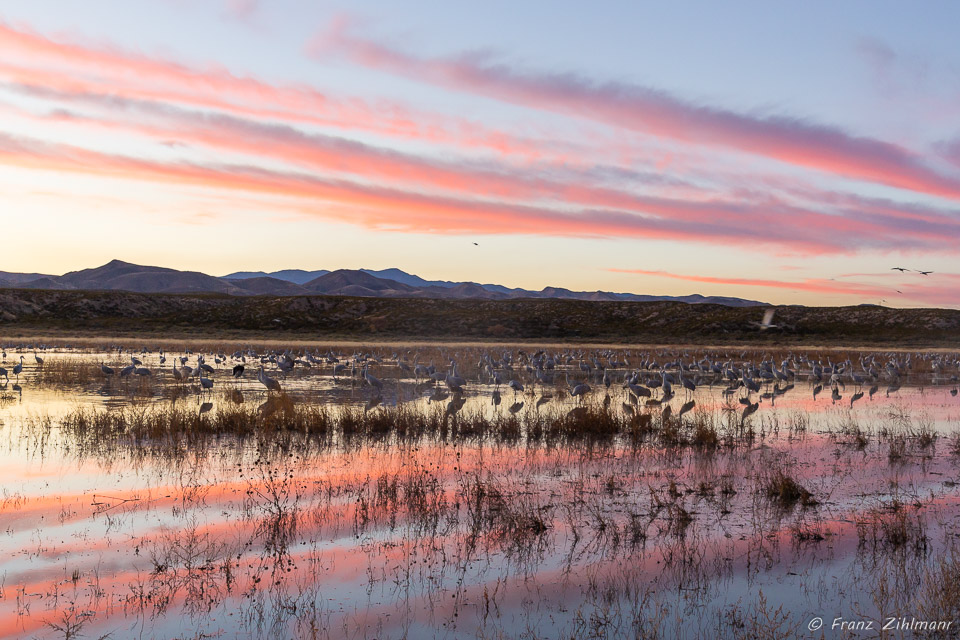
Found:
[13,356,25,381]
[34,353,44,366]
[570,382,591,402]
[445,364,466,392]
[626,381,651,399]
[759,308,777,330]
[661,374,673,397]
[257,367,282,393]
[100,362,114,376]
[362,365,384,393]
[414,363,430,383]
[566,373,590,403]
[232,364,245,378]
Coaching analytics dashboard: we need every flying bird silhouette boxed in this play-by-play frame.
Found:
[891,267,909,272]
[758,308,777,330]
[917,270,933,276]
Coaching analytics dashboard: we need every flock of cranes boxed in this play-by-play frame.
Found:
[3,344,959,422]
[0,352,44,395]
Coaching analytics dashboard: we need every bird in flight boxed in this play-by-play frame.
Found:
[758,308,777,330]
[916,270,933,276]
[891,267,909,272]
[473,242,479,246]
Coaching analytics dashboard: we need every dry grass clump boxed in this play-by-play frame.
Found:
[838,415,870,449]
[648,482,694,536]
[32,359,102,385]
[690,416,720,449]
[763,470,817,509]
[47,399,753,462]
[461,474,551,545]
[856,500,928,553]
[881,407,937,458]
[791,524,826,543]
[888,436,908,463]
[915,547,960,626]
[59,394,335,454]
[950,432,960,457]
[722,590,800,640]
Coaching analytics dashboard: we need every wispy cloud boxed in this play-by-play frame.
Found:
[223,0,258,23]
[315,22,960,202]
[0,21,546,158]
[8,92,960,254]
[0,129,909,252]
[0,17,958,307]
[609,268,960,306]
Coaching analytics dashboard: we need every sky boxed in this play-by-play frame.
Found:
[1,1,960,308]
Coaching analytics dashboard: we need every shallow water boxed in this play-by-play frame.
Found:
[1,345,959,639]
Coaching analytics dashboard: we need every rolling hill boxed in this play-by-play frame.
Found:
[0,260,766,306]
[0,287,956,346]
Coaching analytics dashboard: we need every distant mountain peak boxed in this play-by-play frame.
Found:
[0,261,767,306]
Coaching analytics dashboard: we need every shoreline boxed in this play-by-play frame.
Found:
[2,330,959,352]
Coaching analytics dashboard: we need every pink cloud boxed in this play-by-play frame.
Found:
[12,95,960,253]
[0,131,874,251]
[316,23,960,202]
[5,86,960,256]
[0,21,550,159]
[2,19,960,268]
[609,268,960,307]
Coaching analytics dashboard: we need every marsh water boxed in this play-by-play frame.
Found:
[1,344,959,639]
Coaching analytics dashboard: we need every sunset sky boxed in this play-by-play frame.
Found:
[2,1,960,307]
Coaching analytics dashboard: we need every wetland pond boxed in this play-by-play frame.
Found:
[1,343,960,639]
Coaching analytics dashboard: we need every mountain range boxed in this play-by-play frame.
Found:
[0,260,765,306]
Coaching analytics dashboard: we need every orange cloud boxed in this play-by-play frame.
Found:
[609,268,960,306]
[4,125,960,257]
[8,90,960,255]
